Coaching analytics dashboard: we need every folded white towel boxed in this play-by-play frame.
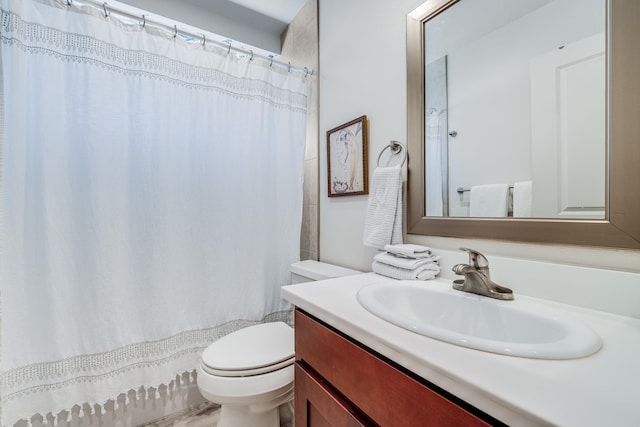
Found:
[383,243,431,258]
[373,252,439,270]
[469,184,510,217]
[363,166,403,249]
[513,181,533,217]
[372,260,440,281]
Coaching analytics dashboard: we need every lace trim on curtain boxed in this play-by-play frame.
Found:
[14,371,202,427]
[0,9,307,112]
[1,310,292,423]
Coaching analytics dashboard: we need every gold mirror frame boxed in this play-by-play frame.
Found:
[406,0,640,249]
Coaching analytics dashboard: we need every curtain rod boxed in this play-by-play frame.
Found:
[62,0,313,77]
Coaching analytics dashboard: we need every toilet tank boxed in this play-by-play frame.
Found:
[290,260,360,284]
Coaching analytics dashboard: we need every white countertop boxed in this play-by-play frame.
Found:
[282,273,640,427]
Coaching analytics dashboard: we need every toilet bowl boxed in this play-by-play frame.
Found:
[198,322,294,427]
[197,261,360,427]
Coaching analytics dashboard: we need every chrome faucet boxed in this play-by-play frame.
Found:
[452,248,514,300]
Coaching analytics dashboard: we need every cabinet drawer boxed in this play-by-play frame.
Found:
[295,309,493,427]
[295,363,372,427]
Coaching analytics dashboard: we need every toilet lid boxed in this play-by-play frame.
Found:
[202,322,294,374]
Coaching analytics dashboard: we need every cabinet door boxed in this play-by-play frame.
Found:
[295,309,495,427]
[295,363,373,427]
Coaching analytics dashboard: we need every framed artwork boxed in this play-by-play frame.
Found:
[327,115,368,197]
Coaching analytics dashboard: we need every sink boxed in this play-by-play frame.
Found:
[356,281,601,359]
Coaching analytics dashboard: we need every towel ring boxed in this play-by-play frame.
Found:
[377,140,407,167]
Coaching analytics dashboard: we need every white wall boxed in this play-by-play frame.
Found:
[319,0,422,271]
[318,0,640,275]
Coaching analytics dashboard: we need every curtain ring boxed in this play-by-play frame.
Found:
[66,0,72,6]
[201,34,206,47]
[227,42,232,54]
[288,62,291,73]
[269,57,273,67]
[102,2,109,17]
[173,25,178,38]
[141,14,146,28]
[249,50,254,61]
[304,67,309,77]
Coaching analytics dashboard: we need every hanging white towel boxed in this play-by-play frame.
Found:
[363,165,403,249]
[371,260,440,281]
[469,184,510,217]
[373,252,440,270]
[513,181,533,217]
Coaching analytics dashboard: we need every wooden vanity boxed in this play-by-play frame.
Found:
[283,273,640,426]
[294,309,501,426]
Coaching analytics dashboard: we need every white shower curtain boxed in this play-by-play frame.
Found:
[425,110,444,216]
[0,0,308,424]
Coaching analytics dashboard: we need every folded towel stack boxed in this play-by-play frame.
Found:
[371,244,440,281]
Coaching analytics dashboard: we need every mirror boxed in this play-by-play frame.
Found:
[423,0,605,219]
[407,0,640,249]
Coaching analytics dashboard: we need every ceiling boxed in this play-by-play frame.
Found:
[181,0,307,27]
[226,0,308,24]
[182,0,308,52]
[117,0,308,54]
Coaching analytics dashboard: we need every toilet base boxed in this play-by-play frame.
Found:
[217,405,278,427]
[216,388,293,427]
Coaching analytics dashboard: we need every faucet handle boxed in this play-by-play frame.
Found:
[458,247,490,271]
[453,248,513,300]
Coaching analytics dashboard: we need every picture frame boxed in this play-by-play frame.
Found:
[327,115,368,197]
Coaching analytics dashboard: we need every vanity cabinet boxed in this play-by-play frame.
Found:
[294,309,499,427]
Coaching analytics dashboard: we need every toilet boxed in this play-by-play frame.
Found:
[197,260,360,427]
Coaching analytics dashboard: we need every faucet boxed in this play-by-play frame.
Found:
[451,248,514,301]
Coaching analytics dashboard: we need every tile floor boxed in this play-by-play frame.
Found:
[142,402,294,427]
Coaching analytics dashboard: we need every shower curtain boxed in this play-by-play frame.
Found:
[0,0,308,424]
[425,110,444,216]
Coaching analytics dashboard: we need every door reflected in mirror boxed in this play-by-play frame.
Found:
[423,0,606,219]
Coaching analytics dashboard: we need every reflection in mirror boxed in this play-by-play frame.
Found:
[423,0,606,219]
[406,0,640,249]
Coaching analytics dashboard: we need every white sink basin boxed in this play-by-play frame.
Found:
[356,281,601,359]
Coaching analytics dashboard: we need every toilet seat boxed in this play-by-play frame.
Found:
[196,263,358,427]
[201,356,294,377]
[201,322,294,377]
